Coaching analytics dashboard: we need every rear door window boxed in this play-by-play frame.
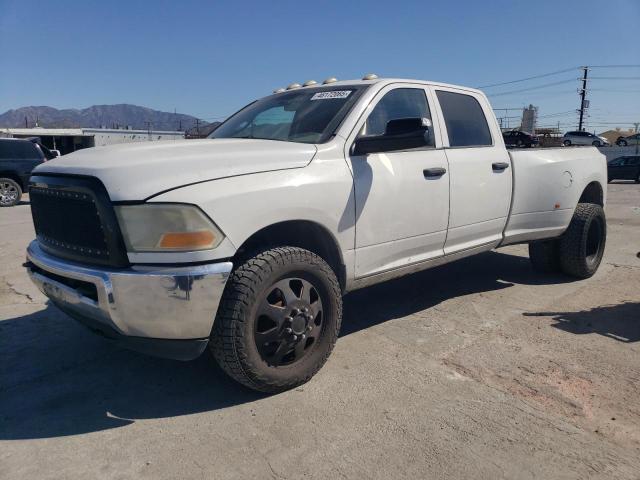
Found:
[436,91,492,147]
[0,140,42,160]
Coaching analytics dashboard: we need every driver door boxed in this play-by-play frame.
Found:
[345,85,450,278]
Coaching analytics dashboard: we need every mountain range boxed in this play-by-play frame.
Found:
[0,104,209,131]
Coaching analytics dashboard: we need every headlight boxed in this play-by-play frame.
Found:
[115,204,224,252]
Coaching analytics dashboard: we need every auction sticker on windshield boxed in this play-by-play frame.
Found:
[311,91,352,100]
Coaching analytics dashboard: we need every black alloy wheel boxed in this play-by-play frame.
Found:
[210,246,342,393]
[255,277,324,366]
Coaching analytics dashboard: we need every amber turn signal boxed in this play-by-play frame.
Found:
[158,230,216,250]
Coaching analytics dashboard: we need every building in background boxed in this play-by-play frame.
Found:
[597,129,635,145]
[1,127,185,155]
[521,105,538,134]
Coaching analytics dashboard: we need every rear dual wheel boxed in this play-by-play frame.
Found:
[528,203,606,279]
[210,247,342,393]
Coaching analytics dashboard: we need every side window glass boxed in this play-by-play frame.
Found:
[362,88,434,146]
[436,91,492,147]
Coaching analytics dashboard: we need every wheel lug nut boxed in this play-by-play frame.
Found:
[291,334,298,341]
[285,316,293,322]
[301,334,306,340]
[307,325,313,331]
[285,328,292,333]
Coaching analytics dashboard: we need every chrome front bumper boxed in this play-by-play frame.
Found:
[26,241,233,360]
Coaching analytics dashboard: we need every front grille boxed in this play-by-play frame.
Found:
[30,187,109,260]
[29,175,129,267]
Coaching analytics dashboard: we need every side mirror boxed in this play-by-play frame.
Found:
[51,149,61,157]
[353,117,431,156]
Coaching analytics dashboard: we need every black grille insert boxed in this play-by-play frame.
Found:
[29,175,129,267]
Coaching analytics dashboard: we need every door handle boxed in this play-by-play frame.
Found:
[423,167,446,178]
[492,162,510,171]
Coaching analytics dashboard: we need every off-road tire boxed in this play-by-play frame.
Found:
[0,178,22,207]
[559,203,606,279]
[210,247,342,393]
[529,239,561,273]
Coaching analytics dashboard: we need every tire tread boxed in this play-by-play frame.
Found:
[210,246,342,393]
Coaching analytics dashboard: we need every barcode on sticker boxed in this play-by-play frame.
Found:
[311,91,352,100]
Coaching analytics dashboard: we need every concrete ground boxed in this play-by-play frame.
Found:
[1,184,639,479]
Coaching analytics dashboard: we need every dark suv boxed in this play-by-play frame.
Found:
[503,130,539,148]
[607,155,640,183]
[0,138,48,207]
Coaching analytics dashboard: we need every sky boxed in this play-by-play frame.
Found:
[1,0,638,132]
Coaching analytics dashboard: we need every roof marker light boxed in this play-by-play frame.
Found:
[322,77,338,84]
[303,80,318,87]
[362,73,378,80]
[273,88,286,94]
[286,83,302,90]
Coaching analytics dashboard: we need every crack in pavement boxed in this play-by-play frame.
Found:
[2,279,35,303]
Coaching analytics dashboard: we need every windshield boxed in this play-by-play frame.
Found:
[210,85,368,144]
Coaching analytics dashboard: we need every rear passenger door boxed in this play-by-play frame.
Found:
[433,88,512,254]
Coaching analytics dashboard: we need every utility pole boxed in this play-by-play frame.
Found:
[24,116,28,128]
[144,121,152,141]
[634,122,639,156]
[195,119,200,137]
[578,66,589,131]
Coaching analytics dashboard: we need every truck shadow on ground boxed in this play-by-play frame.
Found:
[0,250,571,440]
[523,302,640,343]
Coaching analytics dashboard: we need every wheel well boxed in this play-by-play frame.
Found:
[234,221,346,291]
[578,181,603,206]
[0,172,24,190]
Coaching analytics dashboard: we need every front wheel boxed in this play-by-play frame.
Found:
[563,140,571,146]
[619,140,628,146]
[0,178,22,207]
[210,247,342,393]
[559,203,606,279]
[592,140,601,147]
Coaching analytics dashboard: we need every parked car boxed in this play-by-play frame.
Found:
[503,130,539,148]
[24,76,608,393]
[615,133,640,146]
[0,138,47,206]
[562,131,610,147]
[607,155,640,182]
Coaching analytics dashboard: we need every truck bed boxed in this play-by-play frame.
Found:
[501,146,607,245]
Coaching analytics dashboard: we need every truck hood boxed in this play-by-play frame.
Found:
[34,139,317,201]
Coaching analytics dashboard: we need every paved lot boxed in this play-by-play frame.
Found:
[1,184,639,479]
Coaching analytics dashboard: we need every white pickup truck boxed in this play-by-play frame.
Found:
[25,76,607,392]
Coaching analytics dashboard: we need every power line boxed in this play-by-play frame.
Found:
[589,64,640,68]
[588,76,640,80]
[477,67,578,89]
[486,79,576,97]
